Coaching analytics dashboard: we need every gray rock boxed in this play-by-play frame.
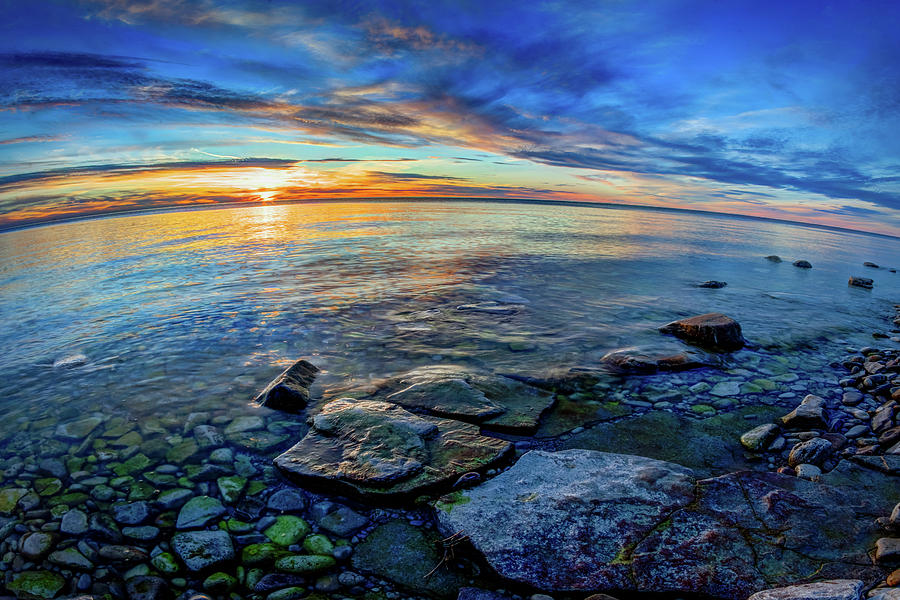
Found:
[48,547,93,570]
[318,506,369,537]
[710,381,741,397]
[176,496,226,529]
[794,463,822,480]
[747,579,864,600]
[869,589,900,600]
[875,538,900,564]
[357,365,555,433]
[600,349,710,374]
[126,575,170,600]
[788,437,834,467]
[155,488,193,510]
[659,312,744,351]
[267,488,307,513]
[61,509,89,535]
[782,394,828,429]
[171,530,234,571]
[740,424,780,451]
[846,425,868,438]
[19,532,55,559]
[435,449,884,600]
[253,358,319,412]
[112,501,150,525]
[275,398,512,501]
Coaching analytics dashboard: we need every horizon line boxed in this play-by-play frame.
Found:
[1,196,898,242]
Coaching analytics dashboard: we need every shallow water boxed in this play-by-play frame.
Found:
[1,201,899,432]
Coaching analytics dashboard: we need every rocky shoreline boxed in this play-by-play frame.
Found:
[1,277,899,599]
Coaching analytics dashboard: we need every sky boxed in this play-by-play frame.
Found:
[1,0,899,234]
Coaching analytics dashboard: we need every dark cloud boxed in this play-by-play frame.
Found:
[366,171,468,182]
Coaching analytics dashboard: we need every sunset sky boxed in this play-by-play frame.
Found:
[2,0,899,234]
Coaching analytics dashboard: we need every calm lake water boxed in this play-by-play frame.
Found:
[0,200,899,448]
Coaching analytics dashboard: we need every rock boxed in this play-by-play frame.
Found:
[217,476,247,503]
[266,587,307,600]
[176,496,226,529]
[710,381,741,397]
[267,489,307,513]
[876,538,900,564]
[600,349,709,374]
[224,415,264,435]
[741,424,780,451]
[697,280,727,288]
[793,260,812,268]
[794,463,822,480]
[19,531,55,560]
[788,437,834,467]
[456,301,522,314]
[435,449,884,600]
[765,255,782,262]
[6,571,66,599]
[849,276,874,289]
[253,359,319,412]
[88,512,122,542]
[352,519,468,597]
[264,515,311,546]
[274,398,513,501]
[172,530,235,571]
[275,554,337,573]
[53,352,89,368]
[357,365,555,433]
[48,547,93,570]
[869,588,900,600]
[781,394,828,429]
[98,544,149,563]
[317,506,368,537]
[458,590,515,600]
[658,313,744,351]
[747,579,864,599]
[55,416,102,441]
[126,576,171,600]
[156,488,193,510]
[864,262,880,268]
[112,501,150,525]
[203,572,237,593]
[193,425,224,448]
[0,487,28,514]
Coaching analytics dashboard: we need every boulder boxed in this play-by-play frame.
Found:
[849,276,874,289]
[435,449,884,600]
[793,260,812,268]
[782,394,828,429]
[765,255,783,262]
[346,365,555,433]
[788,437,834,467]
[659,313,744,351]
[253,359,319,412]
[747,579,864,600]
[274,398,512,501]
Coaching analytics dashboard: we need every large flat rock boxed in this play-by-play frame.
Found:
[339,365,555,434]
[274,398,513,501]
[435,449,885,600]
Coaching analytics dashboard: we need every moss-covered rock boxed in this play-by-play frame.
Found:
[264,515,311,546]
[7,570,66,599]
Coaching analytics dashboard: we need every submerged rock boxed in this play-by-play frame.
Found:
[350,365,555,433]
[171,530,234,571]
[765,255,783,262]
[435,449,884,600]
[659,312,744,351]
[274,398,512,501]
[697,280,727,288]
[741,423,780,451]
[849,276,874,289]
[253,359,319,412]
[600,349,709,374]
[52,353,88,368]
[793,260,812,268]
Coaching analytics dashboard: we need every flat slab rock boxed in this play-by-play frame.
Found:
[339,365,555,434]
[435,449,885,600]
[274,398,512,501]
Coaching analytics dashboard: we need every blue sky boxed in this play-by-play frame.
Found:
[1,0,899,234]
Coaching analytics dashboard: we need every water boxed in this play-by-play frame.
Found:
[1,201,898,431]
[1,200,899,598]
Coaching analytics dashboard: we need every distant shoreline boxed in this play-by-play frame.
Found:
[1,196,898,241]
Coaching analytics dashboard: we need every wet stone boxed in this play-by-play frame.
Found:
[267,488,307,513]
[19,531,55,560]
[253,358,319,412]
[56,417,102,441]
[176,496,226,529]
[748,579,864,600]
[61,508,89,534]
[48,546,93,570]
[318,506,368,537]
[126,575,169,600]
[659,312,744,351]
[264,515,311,546]
[225,415,265,435]
[7,570,66,600]
[172,529,235,571]
[788,437,834,467]
[112,501,150,525]
[156,488,193,510]
[275,553,337,573]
